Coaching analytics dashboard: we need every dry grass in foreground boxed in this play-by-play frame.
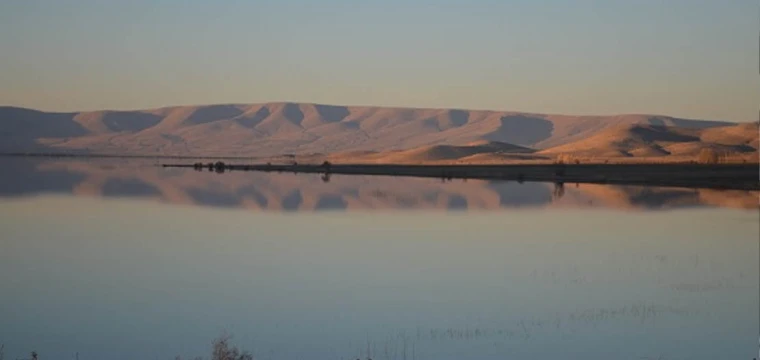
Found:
[1,336,253,360]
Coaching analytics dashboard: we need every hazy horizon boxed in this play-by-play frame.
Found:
[0,100,753,123]
[1,1,757,122]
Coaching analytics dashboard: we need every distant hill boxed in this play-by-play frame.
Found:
[0,102,739,159]
[539,123,759,158]
[327,141,535,164]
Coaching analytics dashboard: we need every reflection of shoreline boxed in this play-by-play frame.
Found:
[0,159,757,211]
[170,161,760,191]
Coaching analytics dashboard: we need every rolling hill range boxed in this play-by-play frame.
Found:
[0,102,756,162]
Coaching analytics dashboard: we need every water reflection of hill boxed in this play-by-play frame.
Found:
[0,158,756,211]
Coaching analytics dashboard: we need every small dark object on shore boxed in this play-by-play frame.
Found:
[214,161,226,173]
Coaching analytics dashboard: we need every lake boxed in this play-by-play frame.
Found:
[0,158,758,360]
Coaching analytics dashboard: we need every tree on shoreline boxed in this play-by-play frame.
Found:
[698,148,720,164]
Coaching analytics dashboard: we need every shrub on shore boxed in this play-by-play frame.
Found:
[175,335,252,360]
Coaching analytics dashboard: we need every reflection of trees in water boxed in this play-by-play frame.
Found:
[552,181,565,200]
[668,272,750,293]
[526,253,753,294]
[340,302,692,360]
[166,301,700,360]
[8,160,760,210]
[426,302,692,341]
[370,190,420,207]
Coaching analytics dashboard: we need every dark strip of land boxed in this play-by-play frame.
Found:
[0,152,261,161]
[163,162,760,191]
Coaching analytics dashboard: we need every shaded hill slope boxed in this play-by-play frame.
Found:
[539,123,758,158]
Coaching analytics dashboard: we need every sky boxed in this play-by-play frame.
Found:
[0,0,757,122]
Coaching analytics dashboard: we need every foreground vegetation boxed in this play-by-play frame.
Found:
[176,335,253,360]
[0,336,253,360]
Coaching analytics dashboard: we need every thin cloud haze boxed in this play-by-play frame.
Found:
[0,0,756,122]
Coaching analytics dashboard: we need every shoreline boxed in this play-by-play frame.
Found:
[165,162,760,191]
[1,153,756,190]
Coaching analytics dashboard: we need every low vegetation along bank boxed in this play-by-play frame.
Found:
[164,162,760,191]
[0,336,252,360]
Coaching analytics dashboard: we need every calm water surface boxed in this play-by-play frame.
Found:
[0,158,758,360]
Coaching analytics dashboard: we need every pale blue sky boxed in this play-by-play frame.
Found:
[0,0,757,122]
